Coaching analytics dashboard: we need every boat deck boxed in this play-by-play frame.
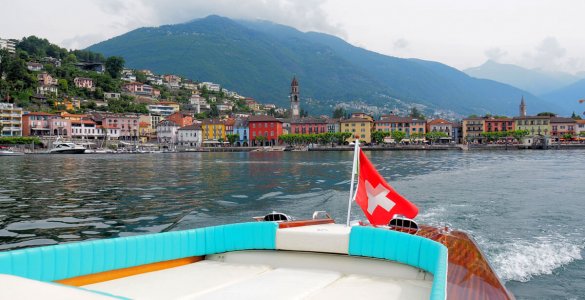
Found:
[82,250,433,300]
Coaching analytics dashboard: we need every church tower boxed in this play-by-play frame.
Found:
[519,96,526,117]
[290,76,300,119]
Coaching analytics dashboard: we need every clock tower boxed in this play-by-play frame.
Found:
[290,76,300,119]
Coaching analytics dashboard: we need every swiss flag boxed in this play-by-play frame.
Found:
[355,149,418,225]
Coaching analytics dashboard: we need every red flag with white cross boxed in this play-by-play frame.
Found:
[354,149,418,225]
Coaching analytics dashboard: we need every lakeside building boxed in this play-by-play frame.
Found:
[156,120,179,145]
[166,111,194,128]
[484,118,514,132]
[427,118,453,142]
[177,124,202,147]
[248,115,283,146]
[374,115,413,135]
[326,119,340,133]
[22,112,69,137]
[340,117,373,143]
[224,118,235,136]
[202,118,226,145]
[513,116,551,137]
[290,117,327,134]
[90,113,140,141]
[452,123,463,144]
[0,103,23,136]
[550,117,577,140]
[234,118,250,147]
[462,117,485,143]
[138,115,153,142]
[576,120,585,137]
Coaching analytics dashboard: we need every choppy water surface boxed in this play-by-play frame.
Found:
[1,151,584,299]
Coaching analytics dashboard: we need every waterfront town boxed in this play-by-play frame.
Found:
[1,37,585,152]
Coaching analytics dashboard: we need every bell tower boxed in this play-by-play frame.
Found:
[290,76,300,119]
[520,96,526,117]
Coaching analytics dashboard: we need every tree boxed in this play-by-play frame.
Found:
[571,111,582,120]
[371,130,389,144]
[537,112,556,117]
[409,107,426,120]
[391,130,406,143]
[135,71,147,83]
[58,79,68,93]
[226,134,239,145]
[209,104,219,117]
[332,107,347,119]
[105,56,125,79]
[255,135,267,146]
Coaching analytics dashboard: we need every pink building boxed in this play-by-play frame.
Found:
[290,118,327,134]
[37,72,57,86]
[22,112,73,137]
[90,113,140,140]
[123,82,160,97]
[74,77,94,89]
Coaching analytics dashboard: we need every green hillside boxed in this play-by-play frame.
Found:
[89,15,557,116]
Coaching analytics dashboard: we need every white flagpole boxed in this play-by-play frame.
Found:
[346,139,360,226]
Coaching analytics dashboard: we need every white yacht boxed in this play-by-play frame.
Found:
[49,142,86,154]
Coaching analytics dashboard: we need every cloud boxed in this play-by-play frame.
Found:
[393,38,409,50]
[92,0,345,37]
[61,33,109,50]
[523,37,567,71]
[484,47,507,62]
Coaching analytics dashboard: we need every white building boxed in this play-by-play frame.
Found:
[177,124,202,147]
[0,38,16,53]
[156,120,179,145]
[0,103,23,136]
[148,104,177,117]
[200,82,221,92]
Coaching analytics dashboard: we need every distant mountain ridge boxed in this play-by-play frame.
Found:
[464,60,580,96]
[88,15,556,116]
[541,79,585,115]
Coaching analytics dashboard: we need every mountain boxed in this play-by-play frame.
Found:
[88,15,556,116]
[464,60,579,96]
[541,79,585,115]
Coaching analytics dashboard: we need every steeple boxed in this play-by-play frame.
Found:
[519,96,526,117]
[290,76,300,119]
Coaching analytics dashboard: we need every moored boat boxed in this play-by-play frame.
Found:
[0,147,24,156]
[49,142,86,154]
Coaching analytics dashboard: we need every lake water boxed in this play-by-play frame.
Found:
[1,150,584,299]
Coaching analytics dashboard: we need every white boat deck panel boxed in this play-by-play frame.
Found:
[83,250,432,300]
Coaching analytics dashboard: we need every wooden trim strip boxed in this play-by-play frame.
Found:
[56,256,204,287]
[278,219,335,228]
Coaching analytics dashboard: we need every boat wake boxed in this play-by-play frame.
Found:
[489,236,584,282]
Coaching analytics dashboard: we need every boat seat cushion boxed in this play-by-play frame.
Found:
[0,222,278,282]
[276,224,351,254]
[0,274,124,299]
[83,260,271,300]
[348,226,448,300]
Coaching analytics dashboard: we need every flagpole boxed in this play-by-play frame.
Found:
[346,139,359,226]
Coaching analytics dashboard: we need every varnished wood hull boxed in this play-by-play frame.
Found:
[416,225,514,300]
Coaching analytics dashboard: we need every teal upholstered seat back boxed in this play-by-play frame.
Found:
[349,226,448,300]
[0,222,277,282]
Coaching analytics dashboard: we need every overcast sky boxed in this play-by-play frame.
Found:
[1,0,584,74]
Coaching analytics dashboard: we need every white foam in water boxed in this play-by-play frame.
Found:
[491,237,584,282]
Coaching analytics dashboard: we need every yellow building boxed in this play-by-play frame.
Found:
[0,103,23,136]
[340,117,373,143]
[202,118,226,142]
[462,117,485,143]
[514,116,551,137]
